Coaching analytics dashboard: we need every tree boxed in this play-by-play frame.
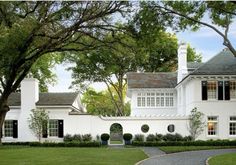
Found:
[188,107,205,141]
[70,28,201,116]
[137,1,236,57]
[0,1,128,143]
[69,32,137,116]
[82,87,130,116]
[28,109,49,142]
[29,53,62,92]
[187,44,202,63]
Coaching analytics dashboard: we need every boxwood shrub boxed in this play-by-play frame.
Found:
[134,134,144,142]
[123,133,133,141]
[101,133,110,141]
[3,141,100,147]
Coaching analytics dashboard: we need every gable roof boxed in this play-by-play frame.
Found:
[190,49,236,75]
[127,72,177,89]
[8,92,78,107]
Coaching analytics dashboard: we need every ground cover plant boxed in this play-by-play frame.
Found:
[0,147,147,165]
[208,153,236,165]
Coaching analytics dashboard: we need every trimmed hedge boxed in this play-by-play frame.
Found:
[3,141,100,147]
[132,140,236,146]
[64,134,92,142]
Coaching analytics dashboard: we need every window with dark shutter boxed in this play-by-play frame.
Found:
[218,81,223,100]
[13,120,18,138]
[42,121,48,138]
[225,81,230,100]
[202,81,208,100]
[58,120,63,138]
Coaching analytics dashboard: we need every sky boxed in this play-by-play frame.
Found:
[48,18,236,93]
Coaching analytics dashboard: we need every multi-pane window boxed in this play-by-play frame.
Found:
[150,93,155,107]
[207,117,218,135]
[137,93,146,107]
[160,93,165,107]
[49,120,58,137]
[230,81,236,99]
[4,120,13,137]
[229,116,236,135]
[165,93,174,107]
[147,93,151,107]
[137,92,174,107]
[202,80,236,100]
[207,81,217,99]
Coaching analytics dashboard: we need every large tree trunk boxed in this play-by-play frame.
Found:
[0,97,10,144]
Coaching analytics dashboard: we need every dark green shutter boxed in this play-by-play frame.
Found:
[42,121,48,138]
[13,120,18,138]
[218,81,223,100]
[225,81,230,100]
[202,81,208,100]
[0,126,2,138]
[58,120,63,138]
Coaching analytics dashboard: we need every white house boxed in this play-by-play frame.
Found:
[127,44,236,140]
[2,44,236,142]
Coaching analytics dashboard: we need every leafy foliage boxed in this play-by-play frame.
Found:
[28,109,49,142]
[82,87,130,116]
[0,1,129,142]
[188,107,205,141]
[136,1,236,56]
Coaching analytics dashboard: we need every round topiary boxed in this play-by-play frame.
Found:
[123,133,133,141]
[101,133,110,141]
[141,124,149,133]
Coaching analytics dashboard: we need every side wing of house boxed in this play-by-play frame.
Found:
[127,72,178,116]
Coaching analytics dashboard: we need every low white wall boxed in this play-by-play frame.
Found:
[3,108,190,142]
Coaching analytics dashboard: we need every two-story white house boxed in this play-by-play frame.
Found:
[2,44,236,142]
[127,44,236,140]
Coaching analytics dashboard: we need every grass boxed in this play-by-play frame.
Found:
[0,146,147,165]
[110,140,123,144]
[159,146,236,153]
[208,153,236,165]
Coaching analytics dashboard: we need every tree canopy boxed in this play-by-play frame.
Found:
[0,1,129,142]
[136,1,236,56]
[82,87,130,116]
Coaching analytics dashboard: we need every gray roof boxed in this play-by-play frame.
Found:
[190,49,236,75]
[187,62,203,69]
[8,92,78,107]
[127,72,177,89]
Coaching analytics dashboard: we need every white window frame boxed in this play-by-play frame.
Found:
[49,120,58,137]
[4,120,13,137]
[230,81,236,100]
[207,81,217,100]
[137,92,174,108]
[229,116,236,136]
[207,116,218,136]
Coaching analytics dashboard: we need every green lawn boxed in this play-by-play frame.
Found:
[159,146,236,153]
[110,140,123,144]
[0,147,147,165]
[208,153,236,165]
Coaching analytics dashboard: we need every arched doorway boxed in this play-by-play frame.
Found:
[110,123,123,145]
